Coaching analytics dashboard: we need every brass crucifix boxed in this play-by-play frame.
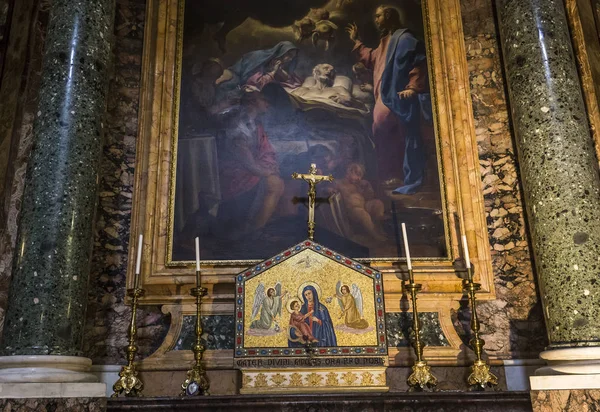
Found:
[292,163,334,240]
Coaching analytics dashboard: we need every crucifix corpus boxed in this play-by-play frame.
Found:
[291,163,334,240]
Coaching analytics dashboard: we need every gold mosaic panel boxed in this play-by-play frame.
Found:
[243,249,377,348]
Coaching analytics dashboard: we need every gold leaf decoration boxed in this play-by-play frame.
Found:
[326,372,339,386]
[254,373,268,388]
[361,371,374,386]
[289,373,303,387]
[377,372,387,386]
[306,372,322,386]
[242,374,253,388]
[271,373,286,387]
[342,371,357,386]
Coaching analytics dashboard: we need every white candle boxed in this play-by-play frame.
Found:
[462,234,471,269]
[135,234,143,275]
[401,223,412,270]
[195,237,201,272]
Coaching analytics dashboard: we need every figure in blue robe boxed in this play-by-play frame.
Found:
[381,29,432,194]
[351,6,433,194]
[289,285,337,347]
[228,41,302,91]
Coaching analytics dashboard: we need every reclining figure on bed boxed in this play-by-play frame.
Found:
[291,63,370,115]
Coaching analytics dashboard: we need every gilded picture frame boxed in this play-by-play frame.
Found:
[168,0,449,267]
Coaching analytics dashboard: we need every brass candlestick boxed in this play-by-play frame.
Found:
[464,266,498,388]
[181,270,210,396]
[405,268,437,390]
[112,287,145,397]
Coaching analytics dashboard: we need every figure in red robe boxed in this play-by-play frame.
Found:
[218,91,284,235]
[347,5,432,194]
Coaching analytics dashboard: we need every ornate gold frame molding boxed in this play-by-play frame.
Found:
[565,0,600,166]
[131,0,492,368]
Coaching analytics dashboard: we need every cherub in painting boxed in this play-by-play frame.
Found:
[335,162,386,241]
[332,281,369,329]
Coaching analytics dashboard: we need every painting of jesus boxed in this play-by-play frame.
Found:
[170,0,448,264]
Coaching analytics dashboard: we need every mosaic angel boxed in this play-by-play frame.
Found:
[250,282,287,331]
[333,281,369,329]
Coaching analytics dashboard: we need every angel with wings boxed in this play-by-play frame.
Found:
[250,282,288,331]
[332,282,369,329]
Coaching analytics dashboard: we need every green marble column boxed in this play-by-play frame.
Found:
[1,0,115,356]
[496,0,600,349]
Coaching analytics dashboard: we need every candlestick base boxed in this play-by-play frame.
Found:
[180,282,210,396]
[463,267,497,390]
[181,364,210,396]
[468,360,498,388]
[112,364,144,397]
[111,288,145,397]
[407,360,437,391]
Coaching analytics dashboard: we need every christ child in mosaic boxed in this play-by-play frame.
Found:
[288,299,319,343]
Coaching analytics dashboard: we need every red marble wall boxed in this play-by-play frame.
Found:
[457,0,547,358]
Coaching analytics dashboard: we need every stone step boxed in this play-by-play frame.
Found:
[108,391,533,412]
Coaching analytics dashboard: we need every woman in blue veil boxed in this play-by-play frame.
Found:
[229,41,302,91]
[289,285,337,347]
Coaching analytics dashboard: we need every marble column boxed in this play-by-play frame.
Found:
[0,0,114,391]
[495,0,600,390]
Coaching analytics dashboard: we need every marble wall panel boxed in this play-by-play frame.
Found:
[531,389,600,412]
[456,0,547,359]
[0,0,13,78]
[0,397,106,412]
[82,0,169,365]
[171,313,449,352]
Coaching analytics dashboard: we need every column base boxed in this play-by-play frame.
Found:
[535,347,600,376]
[0,382,106,398]
[529,346,600,411]
[531,347,600,387]
[0,355,98,383]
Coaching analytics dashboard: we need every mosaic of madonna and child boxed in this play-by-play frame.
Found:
[171,0,447,262]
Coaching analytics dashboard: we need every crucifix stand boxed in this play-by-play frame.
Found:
[292,163,334,240]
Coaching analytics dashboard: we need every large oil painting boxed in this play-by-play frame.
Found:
[170,0,448,263]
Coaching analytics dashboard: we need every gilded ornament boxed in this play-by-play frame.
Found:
[289,373,304,387]
[407,361,438,389]
[361,371,374,386]
[306,372,323,387]
[468,360,499,388]
[271,373,287,387]
[326,372,340,386]
[342,371,357,386]
[242,374,253,388]
[254,373,269,388]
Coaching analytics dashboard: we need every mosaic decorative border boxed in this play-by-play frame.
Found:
[234,240,387,358]
[240,367,388,394]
